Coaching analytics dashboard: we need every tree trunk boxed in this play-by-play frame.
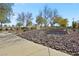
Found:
[0,22,3,30]
[44,24,47,27]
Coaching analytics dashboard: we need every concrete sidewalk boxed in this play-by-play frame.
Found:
[0,32,70,56]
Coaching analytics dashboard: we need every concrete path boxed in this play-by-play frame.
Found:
[0,32,70,56]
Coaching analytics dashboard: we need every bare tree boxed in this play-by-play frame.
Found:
[25,12,33,27]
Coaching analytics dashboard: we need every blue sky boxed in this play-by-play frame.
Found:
[10,3,79,26]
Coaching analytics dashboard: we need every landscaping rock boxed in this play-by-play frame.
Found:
[19,29,79,56]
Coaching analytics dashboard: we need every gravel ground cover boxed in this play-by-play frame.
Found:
[19,29,79,56]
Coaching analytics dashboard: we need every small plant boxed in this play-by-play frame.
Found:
[0,28,2,31]
[21,27,27,32]
[31,26,37,30]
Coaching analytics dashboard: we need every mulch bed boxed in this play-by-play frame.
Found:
[18,29,79,56]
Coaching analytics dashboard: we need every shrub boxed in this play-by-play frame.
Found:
[21,27,30,32]
[5,28,8,31]
[31,26,37,30]
[21,27,25,32]
[0,28,2,31]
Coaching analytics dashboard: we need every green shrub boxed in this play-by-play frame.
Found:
[0,29,2,31]
[21,27,30,32]
[21,27,25,32]
[31,26,37,30]
[5,28,8,31]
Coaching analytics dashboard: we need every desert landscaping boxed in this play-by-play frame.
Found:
[18,29,79,56]
[0,3,79,56]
